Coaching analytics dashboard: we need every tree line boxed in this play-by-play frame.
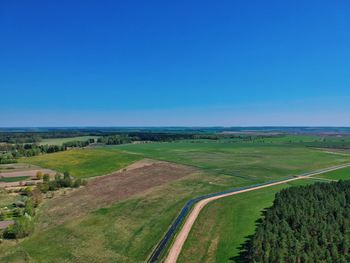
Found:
[0,139,95,164]
[236,181,350,263]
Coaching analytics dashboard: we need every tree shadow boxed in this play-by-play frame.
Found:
[229,209,267,262]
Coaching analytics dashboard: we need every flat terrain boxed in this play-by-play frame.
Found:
[178,165,350,263]
[315,166,350,180]
[117,142,350,181]
[0,166,56,188]
[0,171,245,263]
[22,148,142,178]
[0,169,54,178]
[178,179,315,263]
[39,136,99,146]
[2,140,350,262]
[37,160,197,228]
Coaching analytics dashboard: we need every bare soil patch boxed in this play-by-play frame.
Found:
[38,160,196,228]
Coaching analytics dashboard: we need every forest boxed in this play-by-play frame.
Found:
[238,181,350,263]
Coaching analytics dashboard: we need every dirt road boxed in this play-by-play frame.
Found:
[164,163,350,263]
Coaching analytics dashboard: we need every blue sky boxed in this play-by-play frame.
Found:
[1,0,350,126]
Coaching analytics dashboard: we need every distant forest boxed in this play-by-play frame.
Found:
[2,129,350,165]
[237,181,350,263]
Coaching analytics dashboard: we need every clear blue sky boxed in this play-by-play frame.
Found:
[1,0,349,126]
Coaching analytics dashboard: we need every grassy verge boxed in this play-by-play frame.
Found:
[178,179,316,263]
[312,166,350,180]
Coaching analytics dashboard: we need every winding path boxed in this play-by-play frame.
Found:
[161,163,350,263]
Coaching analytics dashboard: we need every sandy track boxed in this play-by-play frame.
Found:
[164,163,350,263]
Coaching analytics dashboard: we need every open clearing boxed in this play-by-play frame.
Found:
[2,141,350,262]
[117,142,350,181]
[22,148,142,178]
[178,165,350,263]
[37,160,197,228]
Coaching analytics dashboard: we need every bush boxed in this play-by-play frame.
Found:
[37,182,49,193]
[73,178,82,188]
[48,180,58,191]
[3,217,34,239]
[43,174,50,183]
[36,171,43,180]
[24,198,35,216]
[20,187,32,196]
[29,188,42,207]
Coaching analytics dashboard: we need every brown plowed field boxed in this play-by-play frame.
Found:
[38,160,196,228]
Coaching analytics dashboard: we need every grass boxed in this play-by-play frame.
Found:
[117,142,350,181]
[0,176,28,182]
[0,173,248,263]
[0,190,18,208]
[21,148,142,178]
[3,140,350,262]
[312,166,350,181]
[178,162,350,263]
[39,136,99,146]
[178,179,316,263]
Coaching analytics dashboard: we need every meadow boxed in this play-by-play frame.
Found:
[2,138,350,262]
[21,148,142,178]
[0,173,246,263]
[117,141,350,181]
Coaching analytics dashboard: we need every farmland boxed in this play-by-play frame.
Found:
[21,148,142,178]
[1,136,350,262]
[0,172,246,262]
[117,141,350,181]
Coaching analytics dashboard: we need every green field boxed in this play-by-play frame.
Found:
[117,142,350,181]
[312,166,350,181]
[178,165,350,263]
[0,173,247,263]
[39,136,99,146]
[2,140,350,262]
[0,176,28,182]
[178,179,319,263]
[21,148,142,178]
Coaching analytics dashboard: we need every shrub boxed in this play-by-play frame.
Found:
[24,198,35,216]
[73,178,82,188]
[3,217,34,239]
[36,171,43,180]
[37,182,49,193]
[43,174,50,183]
